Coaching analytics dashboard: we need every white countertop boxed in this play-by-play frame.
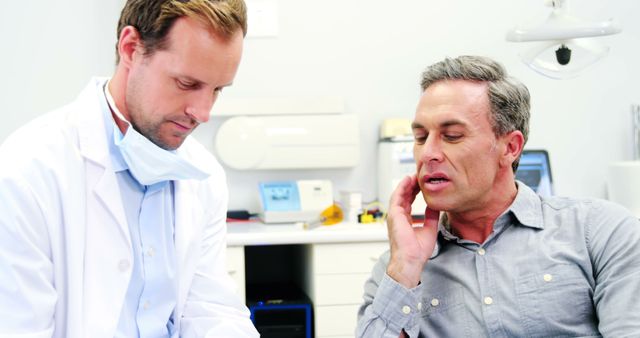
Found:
[226,221,388,246]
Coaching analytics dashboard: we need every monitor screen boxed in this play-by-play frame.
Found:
[516,150,553,197]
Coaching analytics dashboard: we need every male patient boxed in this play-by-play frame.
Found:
[357,55,640,337]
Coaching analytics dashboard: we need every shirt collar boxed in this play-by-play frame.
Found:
[429,180,544,259]
[510,180,544,230]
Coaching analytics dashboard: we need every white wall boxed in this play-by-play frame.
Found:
[0,1,124,131]
[2,0,638,213]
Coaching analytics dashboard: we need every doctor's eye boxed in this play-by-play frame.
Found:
[176,79,200,90]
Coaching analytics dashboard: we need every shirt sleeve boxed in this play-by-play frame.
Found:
[587,200,640,337]
[356,251,423,338]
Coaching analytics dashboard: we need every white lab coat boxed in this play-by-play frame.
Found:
[0,78,258,338]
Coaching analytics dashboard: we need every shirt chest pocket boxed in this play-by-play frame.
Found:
[420,285,473,338]
[515,264,599,338]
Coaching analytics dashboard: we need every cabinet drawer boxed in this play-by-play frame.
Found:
[313,273,370,305]
[312,241,388,274]
[226,246,246,303]
[315,304,361,336]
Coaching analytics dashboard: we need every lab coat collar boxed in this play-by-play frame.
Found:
[74,77,130,242]
[75,77,112,168]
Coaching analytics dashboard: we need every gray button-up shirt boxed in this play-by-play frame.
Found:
[357,183,640,337]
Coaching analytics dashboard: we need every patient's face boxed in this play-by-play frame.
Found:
[412,79,503,213]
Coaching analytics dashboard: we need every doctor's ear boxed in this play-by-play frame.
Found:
[117,26,144,68]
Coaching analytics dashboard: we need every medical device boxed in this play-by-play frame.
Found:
[213,96,360,170]
[258,180,334,223]
[516,150,554,197]
[377,119,426,216]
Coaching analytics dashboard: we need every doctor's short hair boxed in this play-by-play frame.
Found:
[115,0,247,63]
[420,55,530,172]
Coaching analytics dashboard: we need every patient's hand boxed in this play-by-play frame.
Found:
[385,175,439,288]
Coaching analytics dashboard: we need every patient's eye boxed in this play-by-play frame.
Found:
[413,130,427,144]
[443,133,462,142]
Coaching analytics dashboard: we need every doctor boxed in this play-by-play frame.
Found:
[0,0,258,337]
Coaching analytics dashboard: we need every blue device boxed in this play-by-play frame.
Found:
[516,149,554,197]
[259,181,301,212]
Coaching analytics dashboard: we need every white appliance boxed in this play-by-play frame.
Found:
[215,114,360,170]
[377,119,426,216]
[258,180,334,223]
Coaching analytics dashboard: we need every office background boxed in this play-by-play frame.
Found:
[1,0,638,212]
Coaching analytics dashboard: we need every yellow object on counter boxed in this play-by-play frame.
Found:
[304,203,344,229]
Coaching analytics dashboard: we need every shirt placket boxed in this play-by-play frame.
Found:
[136,182,171,337]
[476,244,509,338]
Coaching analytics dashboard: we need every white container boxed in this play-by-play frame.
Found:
[377,139,426,216]
[340,191,362,223]
[607,161,640,218]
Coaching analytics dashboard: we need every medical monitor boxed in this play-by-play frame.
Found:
[515,150,554,197]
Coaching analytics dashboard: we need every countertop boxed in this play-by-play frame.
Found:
[226,221,389,246]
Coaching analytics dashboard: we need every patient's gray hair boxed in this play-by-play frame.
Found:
[420,55,530,172]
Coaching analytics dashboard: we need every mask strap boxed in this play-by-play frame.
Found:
[103,80,131,126]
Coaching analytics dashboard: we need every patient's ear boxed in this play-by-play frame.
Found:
[501,130,524,169]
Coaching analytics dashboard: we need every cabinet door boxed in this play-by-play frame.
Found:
[312,241,389,274]
[314,273,371,305]
[315,304,361,336]
[311,241,389,337]
[226,246,246,303]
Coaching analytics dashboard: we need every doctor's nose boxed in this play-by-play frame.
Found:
[185,106,210,124]
[185,92,217,124]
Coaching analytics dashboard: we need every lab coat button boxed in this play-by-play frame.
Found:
[118,259,130,272]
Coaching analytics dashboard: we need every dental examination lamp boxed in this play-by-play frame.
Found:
[506,0,621,79]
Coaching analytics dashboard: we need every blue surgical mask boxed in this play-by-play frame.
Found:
[104,82,211,186]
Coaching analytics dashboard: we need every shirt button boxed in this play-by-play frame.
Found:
[147,247,155,257]
[431,298,440,307]
[484,296,493,305]
[543,274,553,282]
[417,302,423,310]
[477,248,486,256]
[143,301,150,310]
[402,305,411,314]
[118,259,130,272]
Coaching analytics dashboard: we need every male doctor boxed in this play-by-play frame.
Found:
[0,0,258,337]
